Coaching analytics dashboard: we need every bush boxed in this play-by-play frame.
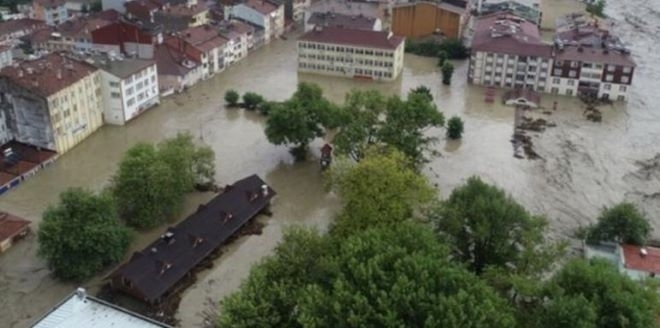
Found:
[406,39,469,60]
[224,89,239,106]
[437,50,448,67]
[586,0,605,17]
[441,62,454,85]
[243,92,265,110]
[447,116,464,139]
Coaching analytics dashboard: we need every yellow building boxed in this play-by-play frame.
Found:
[0,53,104,154]
[391,1,467,39]
[297,27,406,81]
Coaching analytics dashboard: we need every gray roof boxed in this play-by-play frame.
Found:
[31,288,171,328]
[85,55,155,79]
[307,12,376,31]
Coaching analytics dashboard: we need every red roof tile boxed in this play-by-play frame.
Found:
[243,0,279,15]
[299,27,404,50]
[0,212,30,244]
[0,53,97,97]
[181,25,228,52]
[622,244,660,274]
[0,19,46,36]
[555,46,635,67]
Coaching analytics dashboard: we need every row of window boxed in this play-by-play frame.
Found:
[299,62,393,78]
[300,55,394,67]
[299,43,395,57]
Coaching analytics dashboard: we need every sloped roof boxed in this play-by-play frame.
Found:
[242,0,279,15]
[307,12,377,31]
[110,175,276,303]
[180,25,228,52]
[0,212,30,243]
[154,43,196,76]
[0,19,45,36]
[471,13,552,57]
[299,26,404,50]
[622,244,660,274]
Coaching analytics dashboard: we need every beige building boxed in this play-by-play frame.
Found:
[297,26,405,81]
[0,53,104,154]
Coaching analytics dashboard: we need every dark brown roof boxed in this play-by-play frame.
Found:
[109,175,276,303]
[181,25,228,52]
[471,13,552,57]
[299,27,405,50]
[0,53,98,97]
[242,0,279,15]
[0,19,45,36]
[307,12,376,31]
[555,46,635,67]
[0,212,30,243]
[154,43,197,76]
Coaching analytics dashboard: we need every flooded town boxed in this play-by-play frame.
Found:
[1,0,660,326]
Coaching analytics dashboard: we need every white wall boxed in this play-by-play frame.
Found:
[0,49,12,69]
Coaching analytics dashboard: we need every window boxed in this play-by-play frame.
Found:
[109,81,119,87]
[623,66,632,73]
[566,89,573,96]
[111,92,120,98]
[617,95,625,101]
[567,79,575,86]
[603,84,611,90]
[127,98,135,107]
[569,70,577,78]
[607,65,615,72]
[570,61,578,68]
[553,69,562,75]
[126,87,134,96]
[621,76,630,83]
[619,85,627,92]
[605,74,614,81]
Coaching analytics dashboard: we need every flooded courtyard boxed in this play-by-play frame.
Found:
[2,0,660,326]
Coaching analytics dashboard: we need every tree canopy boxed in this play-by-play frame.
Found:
[218,224,515,328]
[447,116,464,139]
[327,149,435,236]
[430,176,562,276]
[224,89,239,106]
[38,188,132,281]
[585,202,651,245]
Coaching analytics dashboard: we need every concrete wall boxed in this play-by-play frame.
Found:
[469,51,552,92]
[100,70,125,125]
[392,3,462,39]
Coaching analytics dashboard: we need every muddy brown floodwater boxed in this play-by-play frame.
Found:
[2,0,660,326]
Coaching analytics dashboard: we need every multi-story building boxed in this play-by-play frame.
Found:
[0,46,12,69]
[469,14,552,91]
[297,26,405,81]
[391,1,468,39]
[0,18,46,45]
[225,0,284,44]
[154,43,203,95]
[479,0,541,26]
[85,55,160,125]
[469,13,636,101]
[29,15,117,53]
[218,20,252,64]
[305,12,382,32]
[91,19,163,58]
[0,53,104,154]
[167,25,228,78]
[31,0,69,25]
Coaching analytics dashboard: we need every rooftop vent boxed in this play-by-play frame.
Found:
[75,287,87,301]
[261,184,269,197]
[641,248,648,257]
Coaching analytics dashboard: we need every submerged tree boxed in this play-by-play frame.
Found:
[38,188,132,281]
[585,202,651,245]
[447,116,464,139]
[442,62,455,85]
[224,89,239,106]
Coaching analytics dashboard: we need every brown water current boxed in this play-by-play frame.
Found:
[2,0,660,326]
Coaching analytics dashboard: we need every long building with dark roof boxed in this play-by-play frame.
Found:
[297,26,405,81]
[109,175,276,304]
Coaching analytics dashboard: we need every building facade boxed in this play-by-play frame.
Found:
[225,0,284,44]
[88,56,160,125]
[154,44,203,95]
[31,0,69,25]
[169,25,228,78]
[297,27,405,81]
[391,1,467,39]
[0,19,46,45]
[585,242,660,281]
[218,20,251,64]
[0,54,104,154]
[0,46,12,69]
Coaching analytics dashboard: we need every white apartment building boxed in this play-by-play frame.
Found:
[88,56,160,125]
[31,0,69,26]
[219,20,252,64]
[0,54,104,154]
[297,27,405,81]
[0,46,12,69]
[225,0,284,44]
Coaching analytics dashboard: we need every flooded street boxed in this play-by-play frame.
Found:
[2,0,660,326]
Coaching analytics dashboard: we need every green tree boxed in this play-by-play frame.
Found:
[113,143,182,229]
[218,224,516,328]
[585,202,651,245]
[158,133,216,190]
[442,61,455,85]
[447,115,464,139]
[586,0,606,17]
[430,176,562,275]
[539,259,659,328]
[90,0,102,12]
[332,90,386,161]
[264,83,336,161]
[327,149,435,235]
[242,92,265,110]
[411,85,434,102]
[224,89,239,106]
[437,50,448,66]
[439,39,469,59]
[38,188,132,281]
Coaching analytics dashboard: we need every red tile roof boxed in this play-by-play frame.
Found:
[0,53,97,97]
[181,25,228,52]
[299,27,405,50]
[622,244,660,274]
[471,13,552,58]
[0,212,30,244]
[243,0,279,15]
[0,19,46,36]
[164,1,209,17]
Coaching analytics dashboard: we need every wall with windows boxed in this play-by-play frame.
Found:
[469,51,552,91]
[0,49,12,69]
[297,40,404,81]
[101,63,160,125]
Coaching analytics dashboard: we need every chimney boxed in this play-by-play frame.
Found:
[261,184,269,197]
[75,287,87,300]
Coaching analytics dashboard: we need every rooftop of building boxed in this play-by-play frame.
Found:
[471,13,552,57]
[55,15,117,40]
[0,19,46,36]
[31,288,172,328]
[82,55,155,79]
[307,11,377,31]
[0,53,97,97]
[299,26,405,50]
[622,244,660,274]
[218,19,255,38]
[240,0,279,15]
[554,45,635,67]
[109,175,276,303]
[309,0,386,21]
[154,43,198,76]
[392,0,467,15]
[162,1,208,16]
[179,25,228,52]
[480,0,541,23]
[0,141,57,183]
[0,211,30,244]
